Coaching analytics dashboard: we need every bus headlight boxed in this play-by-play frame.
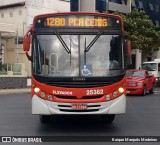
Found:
[118,87,124,93]
[34,87,40,93]
[40,92,46,98]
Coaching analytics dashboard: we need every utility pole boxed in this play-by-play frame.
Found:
[16,29,19,63]
[78,0,96,12]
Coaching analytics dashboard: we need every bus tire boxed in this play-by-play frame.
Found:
[101,114,115,124]
[149,84,155,94]
[39,115,51,124]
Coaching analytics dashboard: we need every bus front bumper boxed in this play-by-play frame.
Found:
[32,94,126,115]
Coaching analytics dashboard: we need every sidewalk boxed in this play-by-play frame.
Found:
[0,88,31,95]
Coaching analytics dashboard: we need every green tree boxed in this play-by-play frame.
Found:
[114,9,160,59]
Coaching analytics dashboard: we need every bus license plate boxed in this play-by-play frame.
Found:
[71,104,87,110]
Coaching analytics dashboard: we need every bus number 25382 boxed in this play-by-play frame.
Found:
[86,89,103,95]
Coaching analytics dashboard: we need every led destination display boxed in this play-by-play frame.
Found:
[34,14,121,29]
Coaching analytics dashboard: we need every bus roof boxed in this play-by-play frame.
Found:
[33,12,123,22]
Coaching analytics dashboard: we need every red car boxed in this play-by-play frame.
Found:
[126,69,156,96]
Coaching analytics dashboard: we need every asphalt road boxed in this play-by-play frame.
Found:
[0,88,160,144]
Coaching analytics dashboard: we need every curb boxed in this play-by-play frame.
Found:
[0,88,31,95]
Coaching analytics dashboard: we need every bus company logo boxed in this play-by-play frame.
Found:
[73,77,85,81]
[53,90,73,95]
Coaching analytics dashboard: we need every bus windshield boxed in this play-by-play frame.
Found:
[32,33,124,77]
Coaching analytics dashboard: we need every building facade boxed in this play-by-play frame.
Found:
[71,0,131,13]
[70,0,159,29]
[0,0,70,88]
[131,0,160,29]
[130,0,160,67]
[0,0,70,75]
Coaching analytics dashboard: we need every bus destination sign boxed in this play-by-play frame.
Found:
[34,15,121,29]
[46,17,107,27]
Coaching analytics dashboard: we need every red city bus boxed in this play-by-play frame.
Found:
[23,12,131,124]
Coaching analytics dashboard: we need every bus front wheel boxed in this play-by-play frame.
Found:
[39,115,51,124]
[101,114,115,124]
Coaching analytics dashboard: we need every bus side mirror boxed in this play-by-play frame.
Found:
[23,29,32,61]
[124,40,132,66]
[23,34,30,52]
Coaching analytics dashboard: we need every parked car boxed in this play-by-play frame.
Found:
[126,69,156,96]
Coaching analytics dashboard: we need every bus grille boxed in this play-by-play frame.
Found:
[46,82,112,88]
[58,104,101,113]
[58,105,101,108]
[59,109,99,112]
[55,96,77,99]
[55,95,103,99]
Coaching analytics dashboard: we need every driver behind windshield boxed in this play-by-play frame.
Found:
[109,38,120,70]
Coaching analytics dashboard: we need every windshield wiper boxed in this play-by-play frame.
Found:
[84,30,103,52]
[55,31,71,54]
